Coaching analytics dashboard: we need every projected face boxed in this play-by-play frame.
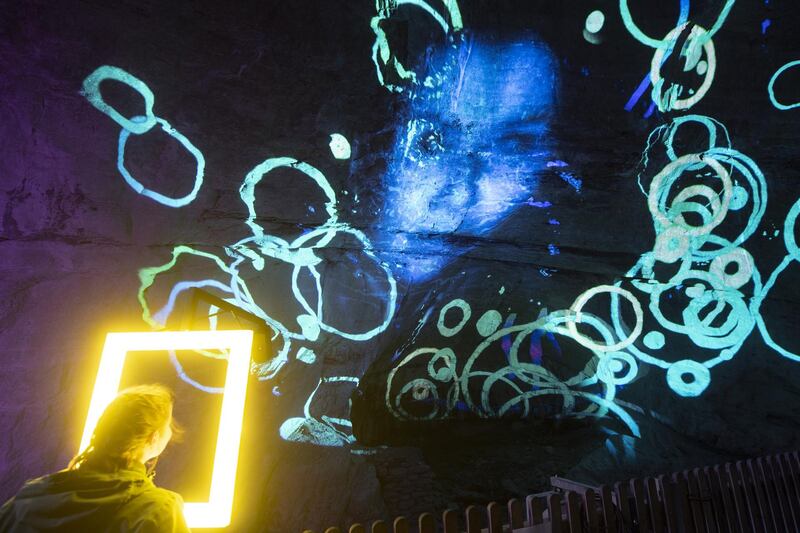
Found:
[381,36,558,280]
[76,0,799,451]
[368,0,795,443]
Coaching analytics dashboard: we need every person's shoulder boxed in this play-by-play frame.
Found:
[131,484,184,508]
[5,469,74,499]
[121,485,189,532]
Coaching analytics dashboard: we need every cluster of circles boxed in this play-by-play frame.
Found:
[616,113,771,397]
[620,0,735,112]
[133,163,398,384]
[386,2,800,433]
[386,294,642,437]
[82,65,398,389]
[388,110,797,433]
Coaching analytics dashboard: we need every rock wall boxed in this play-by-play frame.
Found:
[1,1,800,531]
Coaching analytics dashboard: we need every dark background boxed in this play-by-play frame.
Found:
[1,1,799,531]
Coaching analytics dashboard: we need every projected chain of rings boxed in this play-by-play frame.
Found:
[82,66,206,207]
[78,0,800,447]
[81,65,397,446]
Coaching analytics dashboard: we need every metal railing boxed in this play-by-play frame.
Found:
[304,450,800,532]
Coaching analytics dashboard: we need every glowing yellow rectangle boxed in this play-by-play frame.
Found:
[79,330,253,529]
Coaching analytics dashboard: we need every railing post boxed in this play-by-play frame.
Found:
[370,520,389,533]
[671,471,695,532]
[582,488,599,531]
[598,485,617,532]
[526,494,546,527]
[683,469,706,530]
[465,505,482,533]
[757,456,787,531]
[547,493,563,533]
[392,516,409,533]
[743,459,772,530]
[732,461,759,531]
[705,465,732,531]
[487,501,503,533]
[507,498,524,529]
[630,477,652,532]
[442,509,459,533]
[565,491,583,533]
[766,455,794,530]
[658,475,679,532]
[774,454,800,529]
[789,452,800,487]
[692,467,717,532]
[645,477,665,533]
[418,512,436,533]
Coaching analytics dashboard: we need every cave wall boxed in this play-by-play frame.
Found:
[2,1,800,531]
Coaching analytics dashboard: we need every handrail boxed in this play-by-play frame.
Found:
[304,450,800,532]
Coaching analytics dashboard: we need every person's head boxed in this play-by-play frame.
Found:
[70,384,181,471]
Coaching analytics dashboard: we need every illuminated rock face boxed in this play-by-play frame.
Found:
[2,2,800,532]
[379,36,558,280]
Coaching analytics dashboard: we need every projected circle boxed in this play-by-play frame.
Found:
[568,285,643,352]
[666,360,710,397]
[117,116,205,207]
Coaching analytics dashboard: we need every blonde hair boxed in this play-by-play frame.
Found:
[70,384,180,471]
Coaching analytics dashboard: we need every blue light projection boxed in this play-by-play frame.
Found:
[386,296,642,436]
[385,108,780,432]
[76,0,800,451]
[377,28,560,280]
[381,0,800,439]
[82,66,157,134]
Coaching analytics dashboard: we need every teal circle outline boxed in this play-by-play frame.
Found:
[768,60,800,111]
[117,116,205,208]
[437,299,472,337]
[83,65,156,135]
[666,360,710,397]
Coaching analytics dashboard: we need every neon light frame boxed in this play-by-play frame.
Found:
[79,330,254,529]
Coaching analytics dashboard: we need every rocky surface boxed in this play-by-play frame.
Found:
[1,1,800,532]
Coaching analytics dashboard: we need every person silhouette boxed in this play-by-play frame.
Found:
[0,385,189,533]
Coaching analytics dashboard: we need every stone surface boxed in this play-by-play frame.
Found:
[1,1,800,532]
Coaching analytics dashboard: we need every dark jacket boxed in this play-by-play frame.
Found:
[0,463,190,532]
